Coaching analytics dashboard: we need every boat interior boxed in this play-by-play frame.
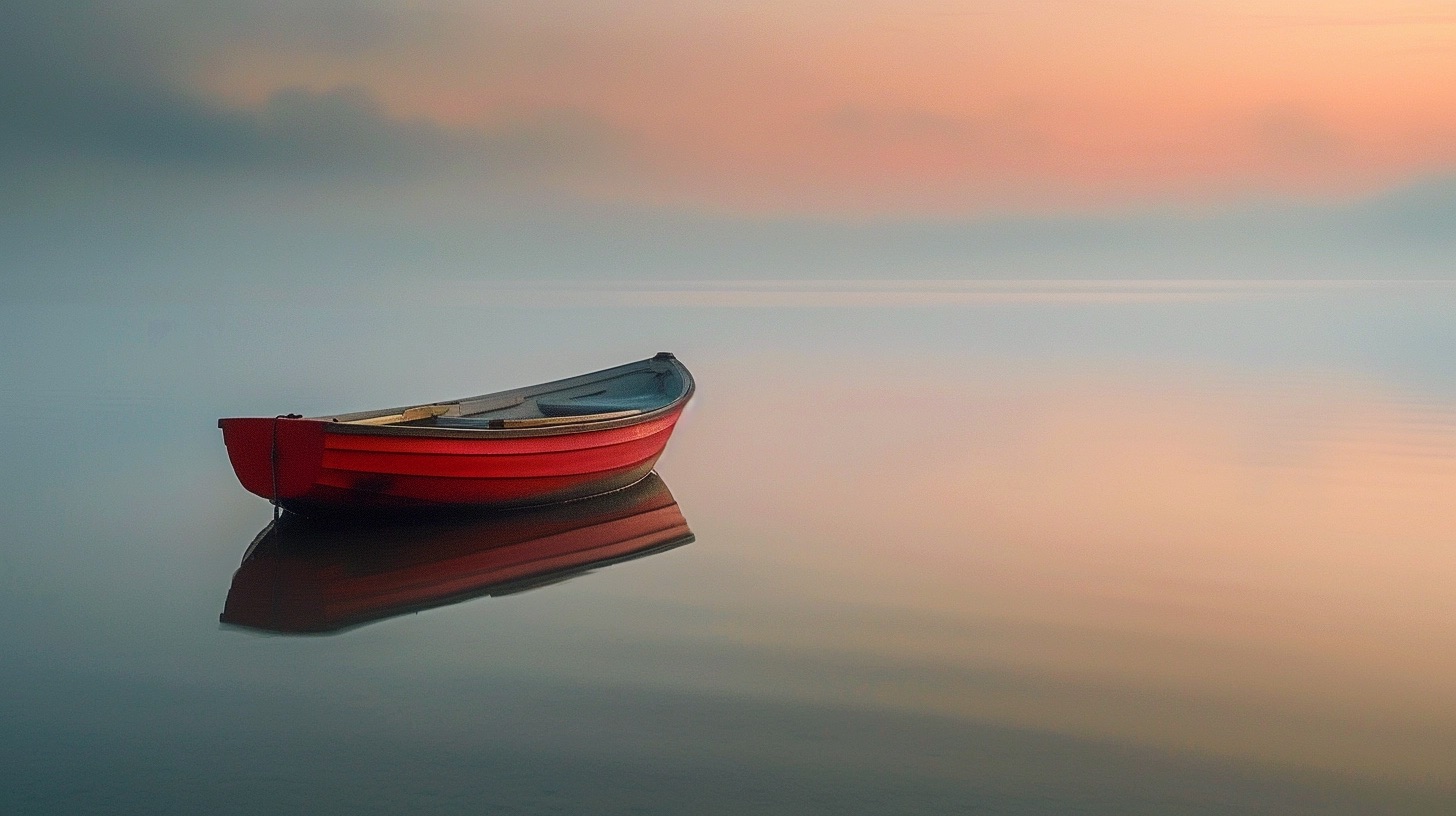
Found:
[322,354,691,430]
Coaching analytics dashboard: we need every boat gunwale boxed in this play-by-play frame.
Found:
[222,355,694,440]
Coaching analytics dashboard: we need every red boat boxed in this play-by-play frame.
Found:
[219,353,693,513]
[220,472,693,634]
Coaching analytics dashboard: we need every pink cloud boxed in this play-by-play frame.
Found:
[23,0,1456,213]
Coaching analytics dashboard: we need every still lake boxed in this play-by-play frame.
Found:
[1,282,1453,814]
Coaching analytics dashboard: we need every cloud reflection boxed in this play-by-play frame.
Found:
[663,359,1456,783]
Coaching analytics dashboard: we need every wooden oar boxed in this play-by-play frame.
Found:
[487,409,641,429]
[347,405,451,425]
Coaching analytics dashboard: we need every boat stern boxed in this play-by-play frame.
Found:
[218,417,328,503]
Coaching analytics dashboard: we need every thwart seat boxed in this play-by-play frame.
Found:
[537,393,670,416]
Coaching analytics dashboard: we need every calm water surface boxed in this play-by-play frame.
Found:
[1,285,1453,814]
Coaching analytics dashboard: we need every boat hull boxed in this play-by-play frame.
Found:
[219,407,686,512]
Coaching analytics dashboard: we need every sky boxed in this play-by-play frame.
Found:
[3,0,1454,297]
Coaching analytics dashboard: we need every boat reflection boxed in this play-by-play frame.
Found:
[221,472,693,635]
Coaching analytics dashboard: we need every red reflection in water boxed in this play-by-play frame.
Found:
[222,472,693,634]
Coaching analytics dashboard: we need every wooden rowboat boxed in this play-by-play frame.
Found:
[218,353,693,513]
[220,471,693,634]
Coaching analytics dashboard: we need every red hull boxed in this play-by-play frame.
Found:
[219,408,685,512]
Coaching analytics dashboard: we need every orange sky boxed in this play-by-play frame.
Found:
[190,0,1456,214]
